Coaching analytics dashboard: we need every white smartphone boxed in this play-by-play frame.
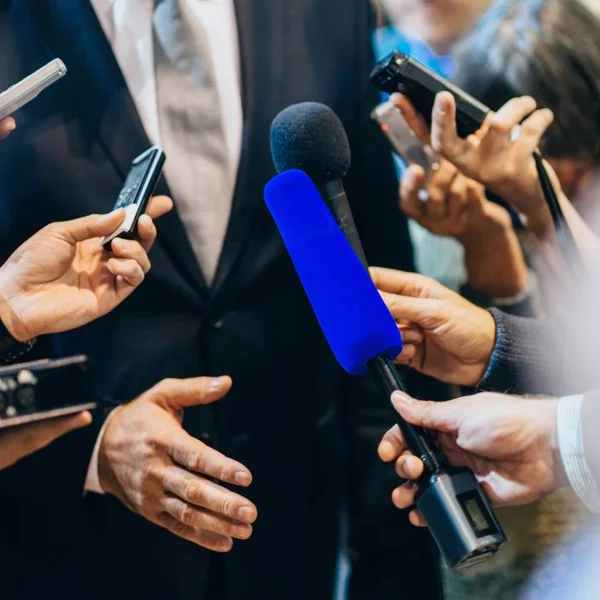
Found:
[371,99,440,201]
[0,58,67,121]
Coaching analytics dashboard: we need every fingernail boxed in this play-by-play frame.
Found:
[209,376,229,392]
[237,506,256,522]
[436,93,450,114]
[7,120,16,132]
[391,391,413,406]
[217,537,233,551]
[234,524,252,539]
[235,471,252,486]
[378,441,395,460]
[98,209,123,225]
[74,411,93,428]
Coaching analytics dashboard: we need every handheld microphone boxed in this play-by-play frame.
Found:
[264,169,507,570]
[270,102,369,269]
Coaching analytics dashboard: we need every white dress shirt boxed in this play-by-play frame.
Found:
[85,0,243,493]
[90,0,242,172]
[558,395,600,513]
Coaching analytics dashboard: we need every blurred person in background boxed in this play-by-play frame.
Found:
[376,82,600,598]
[452,0,600,230]
[372,0,495,292]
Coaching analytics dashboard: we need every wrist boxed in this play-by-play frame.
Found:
[461,228,529,300]
[457,205,512,250]
[97,407,125,499]
[0,268,31,343]
[497,161,554,242]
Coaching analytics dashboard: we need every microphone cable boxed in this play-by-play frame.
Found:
[533,151,588,286]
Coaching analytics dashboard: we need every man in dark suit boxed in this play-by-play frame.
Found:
[0,1,444,599]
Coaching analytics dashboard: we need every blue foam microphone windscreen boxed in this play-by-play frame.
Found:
[264,170,403,375]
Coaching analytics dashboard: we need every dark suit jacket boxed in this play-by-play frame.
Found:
[0,1,445,599]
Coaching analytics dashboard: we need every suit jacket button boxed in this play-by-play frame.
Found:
[200,432,212,442]
[212,319,224,329]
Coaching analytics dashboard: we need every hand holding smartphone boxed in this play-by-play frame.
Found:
[371,99,440,202]
[370,51,489,138]
[102,146,166,251]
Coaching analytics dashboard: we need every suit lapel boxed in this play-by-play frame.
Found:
[210,0,286,300]
[15,0,208,299]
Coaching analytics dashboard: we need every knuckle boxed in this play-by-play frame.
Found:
[211,518,231,536]
[140,461,160,484]
[152,378,178,398]
[178,503,195,526]
[133,490,147,511]
[139,493,157,515]
[169,519,189,537]
[183,478,203,503]
[489,120,510,135]
[219,497,233,518]
[185,449,204,472]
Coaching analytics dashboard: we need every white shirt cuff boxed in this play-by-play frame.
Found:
[557,395,600,513]
[84,407,120,495]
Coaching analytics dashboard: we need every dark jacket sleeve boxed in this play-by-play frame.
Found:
[339,5,444,599]
[479,308,600,397]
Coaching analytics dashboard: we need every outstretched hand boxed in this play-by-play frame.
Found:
[379,392,565,526]
[0,196,173,341]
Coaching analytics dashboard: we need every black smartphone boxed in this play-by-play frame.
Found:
[0,356,96,429]
[370,51,490,139]
[102,146,166,251]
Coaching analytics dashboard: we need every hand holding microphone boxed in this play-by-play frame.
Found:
[379,392,565,521]
[0,195,172,342]
[371,267,496,387]
[264,168,506,569]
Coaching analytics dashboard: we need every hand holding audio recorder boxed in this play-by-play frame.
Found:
[0,356,94,470]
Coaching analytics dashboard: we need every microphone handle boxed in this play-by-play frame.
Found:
[319,180,369,269]
[368,356,445,473]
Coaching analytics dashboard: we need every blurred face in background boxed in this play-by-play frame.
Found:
[380,0,496,53]
[550,157,600,224]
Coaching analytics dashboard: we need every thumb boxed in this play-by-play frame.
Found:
[150,376,233,410]
[58,209,127,243]
[391,391,458,435]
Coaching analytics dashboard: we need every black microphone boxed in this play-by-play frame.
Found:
[270,102,369,269]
